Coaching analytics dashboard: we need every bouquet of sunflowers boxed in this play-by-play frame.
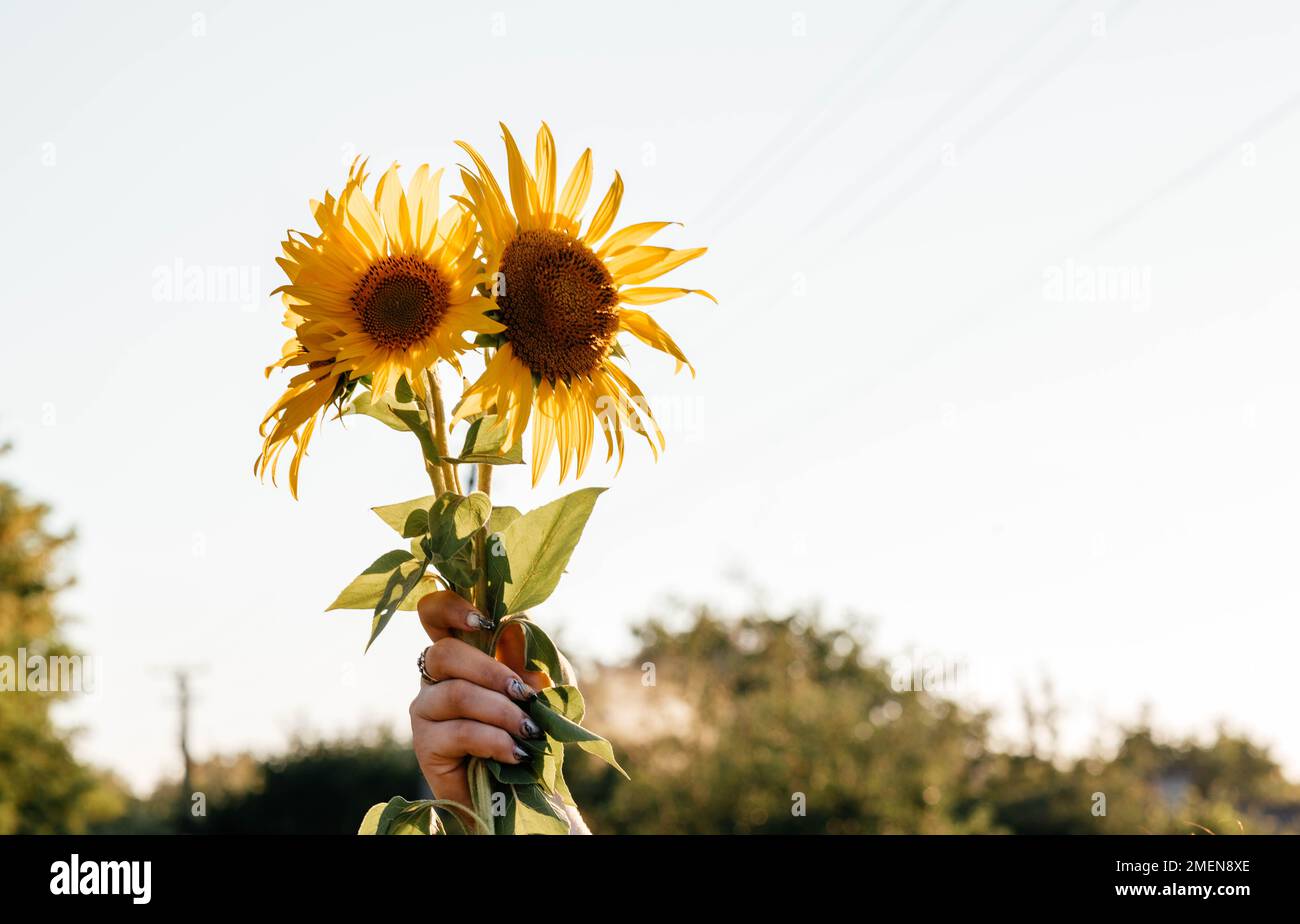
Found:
[256,123,710,834]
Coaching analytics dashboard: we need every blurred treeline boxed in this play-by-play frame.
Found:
[0,444,121,833]
[4,452,1299,834]
[89,607,1300,834]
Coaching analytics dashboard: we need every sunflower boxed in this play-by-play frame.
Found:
[257,159,503,496]
[453,122,713,484]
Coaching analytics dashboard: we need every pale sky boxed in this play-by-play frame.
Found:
[3,0,1299,790]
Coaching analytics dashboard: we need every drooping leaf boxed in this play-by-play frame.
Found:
[374,796,434,835]
[487,756,543,787]
[366,551,431,651]
[360,795,488,835]
[528,695,628,779]
[518,619,566,685]
[342,391,408,431]
[496,488,605,615]
[327,550,434,612]
[391,406,440,464]
[549,739,574,804]
[483,509,518,619]
[511,783,570,835]
[445,414,524,466]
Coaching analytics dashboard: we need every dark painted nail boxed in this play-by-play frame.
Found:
[512,745,529,762]
[467,611,494,631]
[508,678,536,701]
[521,718,542,738]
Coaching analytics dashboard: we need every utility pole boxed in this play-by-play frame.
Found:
[170,667,202,832]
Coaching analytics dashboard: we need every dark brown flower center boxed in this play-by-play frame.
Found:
[497,229,620,381]
[351,255,450,350]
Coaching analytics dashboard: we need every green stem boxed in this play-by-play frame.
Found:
[473,463,493,621]
[423,369,458,494]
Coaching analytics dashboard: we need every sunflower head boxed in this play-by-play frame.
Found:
[454,122,714,484]
[257,159,502,497]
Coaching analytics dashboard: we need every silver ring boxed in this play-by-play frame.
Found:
[417,646,438,685]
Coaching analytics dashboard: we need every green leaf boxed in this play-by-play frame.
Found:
[366,552,431,651]
[373,796,434,835]
[528,696,628,779]
[496,488,606,615]
[445,415,524,466]
[429,799,491,835]
[487,757,543,787]
[517,618,566,684]
[428,491,493,558]
[358,802,386,834]
[360,795,490,835]
[401,508,429,538]
[487,506,521,534]
[373,495,438,535]
[539,683,585,723]
[511,783,570,835]
[391,406,440,463]
[549,740,574,804]
[484,550,511,620]
[394,375,414,405]
[327,550,432,612]
[433,546,478,591]
[342,391,408,431]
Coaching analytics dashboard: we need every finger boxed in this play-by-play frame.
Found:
[422,636,537,702]
[411,679,542,740]
[417,590,494,642]
[424,719,529,764]
[494,621,555,691]
[420,761,470,807]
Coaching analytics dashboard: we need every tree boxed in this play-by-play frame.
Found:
[0,442,124,832]
[566,607,1003,834]
[563,603,1300,834]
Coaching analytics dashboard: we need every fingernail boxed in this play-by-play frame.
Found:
[467,611,494,631]
[508,678,536,701]
[512,745,529,762]
[521,718,542,738]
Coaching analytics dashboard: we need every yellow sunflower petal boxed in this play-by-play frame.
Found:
[501,122,541,230]
[618,308,694,375]
[619,286,717,306]
[598,221,679,259]
[582,172,623,244]
[556,148,593,228]
[536,122,557,222]
[614,246,708,287]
